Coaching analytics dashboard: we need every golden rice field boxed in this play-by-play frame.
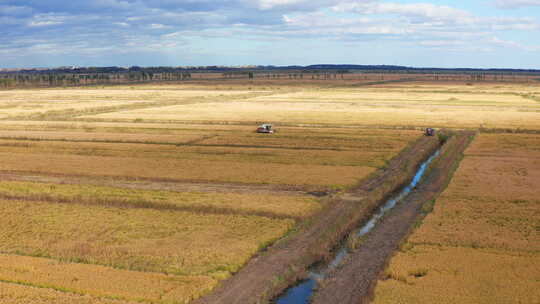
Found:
[373,133,540,304]
[0,83,425,302]
[0,281,136,304]
[0,126,416,187]
[0,180,321,219]
[0,199,294,275]
[0,254,216,303]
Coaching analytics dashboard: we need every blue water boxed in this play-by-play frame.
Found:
[275,150,440,304]
[276,279,316,304]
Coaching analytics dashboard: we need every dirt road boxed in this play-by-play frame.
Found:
[312,131,474,304]
[194,135,440,304]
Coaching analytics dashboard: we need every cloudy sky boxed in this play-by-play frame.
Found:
[1,0,540,68]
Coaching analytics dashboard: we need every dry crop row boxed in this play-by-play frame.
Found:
[0,180,320,219]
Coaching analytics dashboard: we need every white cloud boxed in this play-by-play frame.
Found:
[27,20,63,27]
[493,0,540,8]
[333,2,474,24]
[3,0,540,66]
[149,23,169,29]
[258,0,307,10]
[26,13,69,27]
[114,22,130,27]
[253,0,345,11]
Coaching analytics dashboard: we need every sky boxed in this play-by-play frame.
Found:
[1,0,540,69]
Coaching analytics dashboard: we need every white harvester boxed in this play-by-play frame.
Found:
[256,124,275,134]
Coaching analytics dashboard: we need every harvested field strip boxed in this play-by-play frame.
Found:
[194,133,416,151]
[0,254,217,304]
[0,128,418,151]
[0,172,313,196]
[0,181,320,220]
[1,90,270,121]
[194,135,441,304]
[0,122,420,136]
[252,90,533,104]
[0,151,375,186]
[0,130,208,145]
[0,281,135,304]
[0,199,295,277]
[82,99,540,130]
[372,133,540,304]
[311,132,474,304]
[0,128,417,171]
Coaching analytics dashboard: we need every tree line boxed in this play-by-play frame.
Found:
[0,71,192,88]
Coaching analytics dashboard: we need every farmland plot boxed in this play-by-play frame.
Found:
[372,134,540,304]
[5,81,537,303]
[0,83,427,303]
[0,127,416,188]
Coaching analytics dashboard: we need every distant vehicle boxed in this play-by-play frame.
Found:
[425,128,436,136]
[256,124,275,134]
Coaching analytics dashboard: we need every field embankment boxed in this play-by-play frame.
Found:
[312,131,474,304]
[194,134,440,304]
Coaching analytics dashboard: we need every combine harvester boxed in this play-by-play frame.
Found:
[256,124,276,134]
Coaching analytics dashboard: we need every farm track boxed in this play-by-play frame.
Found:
[194,134,441,304]
[312,131,474,304]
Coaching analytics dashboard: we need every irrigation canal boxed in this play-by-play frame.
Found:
[275,149,441,304]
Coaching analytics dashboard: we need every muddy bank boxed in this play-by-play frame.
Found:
[311,131,474,304]
[194,135,440,304]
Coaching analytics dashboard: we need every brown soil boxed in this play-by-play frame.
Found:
[312,131,474,304]
[194,135,441,304]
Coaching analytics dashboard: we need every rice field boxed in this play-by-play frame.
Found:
[0,126,416,187]
[0,254,216,303]
[372,133,540,303]
[1,81,538,303]
[0,83,424,302]
[0,199,295,275]
[0,180,321,219]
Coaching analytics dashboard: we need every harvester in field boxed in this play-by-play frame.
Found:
[425,128,436,136]
[256,124,275,134]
